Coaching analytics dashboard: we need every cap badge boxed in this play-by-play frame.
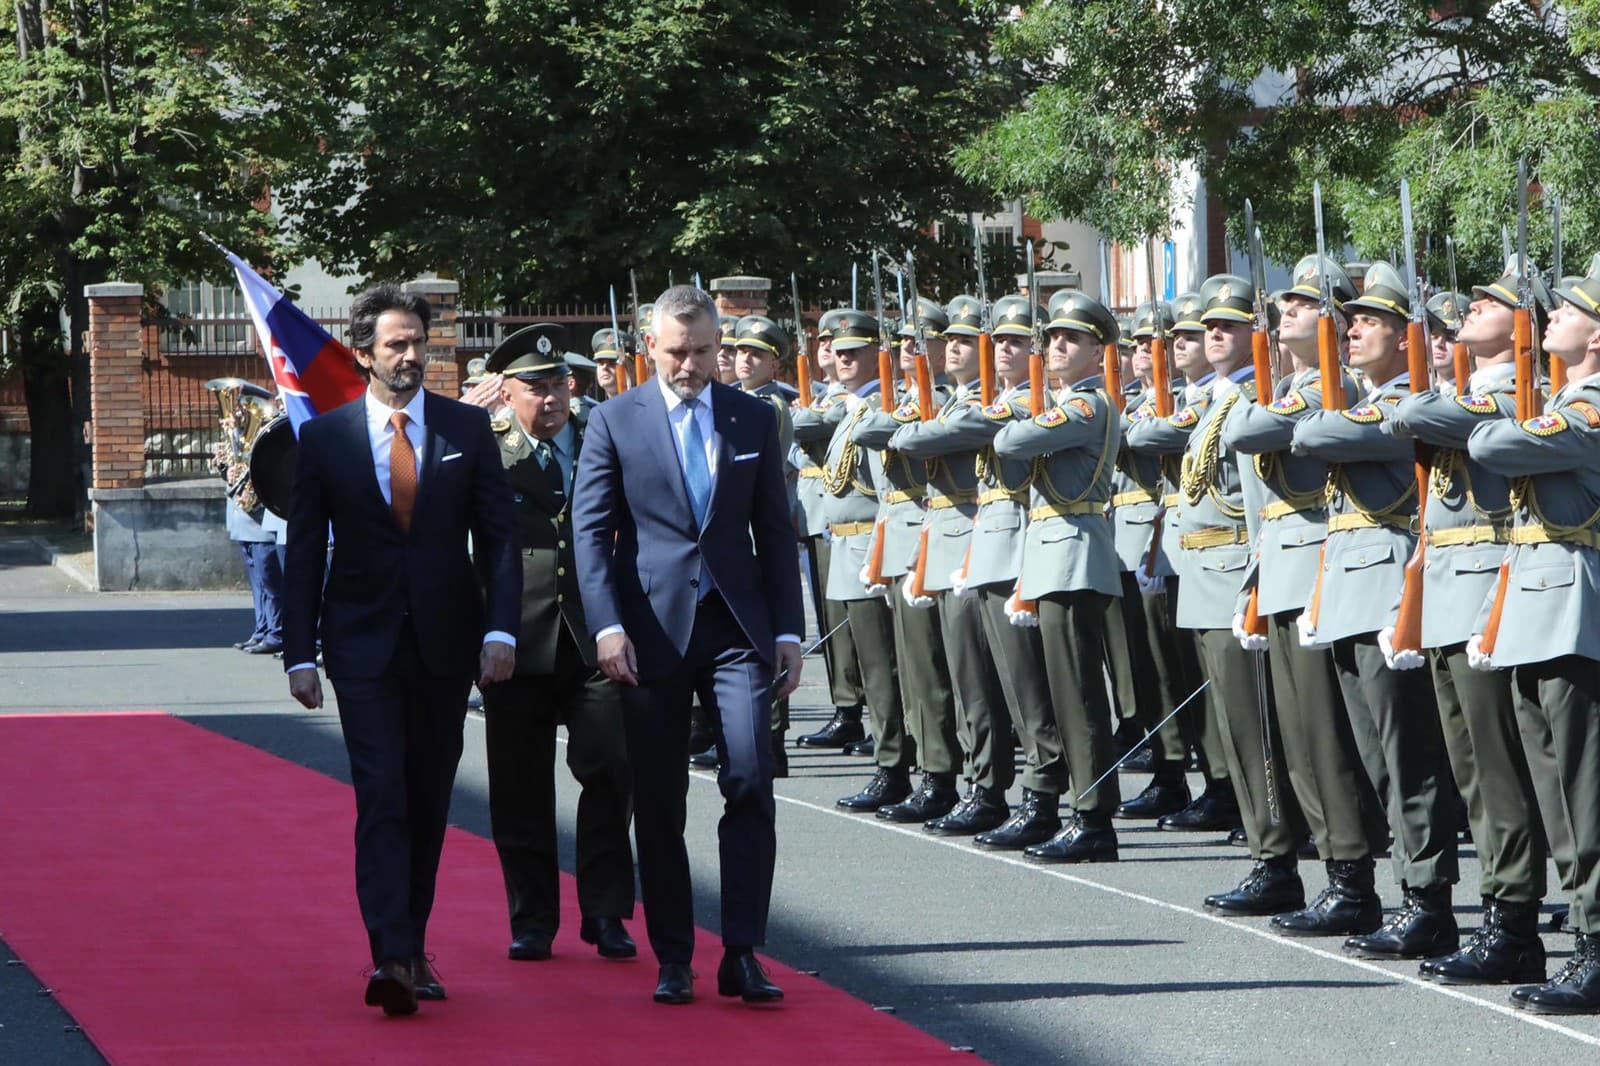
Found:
[536,335,553,355]
[1217,282,1233,303]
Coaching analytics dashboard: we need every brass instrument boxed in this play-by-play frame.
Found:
[205,377,277,514]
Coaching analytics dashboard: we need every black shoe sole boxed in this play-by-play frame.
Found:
[1206,900,1306,917]
[365,976,418,1015]
[654,990,695,1005]
[1342,943,1459,961]
[415,984,447,1001]
[1429,971,1546,986]
[718,981,784,1003]
[1024,850,1119,864]
[924,815,1009,837]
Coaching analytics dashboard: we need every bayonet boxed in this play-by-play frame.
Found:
[1390,177,1432,657]
[1446,235,1470,387]
[972,216,995,405]
[851,263,859,309]
[1098,238,1112,307]
[973,216,990,324]
[791,271,812,407]
[608,285,628,395]
[629,268,646,385]
[693,272,703,291]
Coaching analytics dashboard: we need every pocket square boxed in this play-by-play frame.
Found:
[733,452,759,462]
[441,452,464,462]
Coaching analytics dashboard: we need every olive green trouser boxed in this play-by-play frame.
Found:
[1104,571,1160,726]
[810,536,866,712]
[1138,574,1224,781]
[977,584,1067,794]
[891,578,960,775]
[843,594,912,772]
[940,589,1015,793]
[1037,591,1119,818]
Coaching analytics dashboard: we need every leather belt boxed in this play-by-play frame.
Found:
[978,488,1028,507]
[1259,500,1324,522]
[1161,493,1179,507]
[1029,501,1107,521]
[1178,525,1249,550]
[1111,489,1159,507]
[927,489,978,511]
[883,488,925,506]
[1427,524,1506,548]
[829,521,876,537]
[1508,524,1600,549]
[1327,512,1411,533]
[798,465,825,479]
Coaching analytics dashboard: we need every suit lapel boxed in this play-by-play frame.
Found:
[636,383,697,534]
[341,397,393,519]
[412,392,447,533]
[703,382,741,530]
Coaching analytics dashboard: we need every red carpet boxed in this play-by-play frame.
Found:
[0,713,963,1064]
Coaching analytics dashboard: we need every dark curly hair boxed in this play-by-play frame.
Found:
[349,284,432,352]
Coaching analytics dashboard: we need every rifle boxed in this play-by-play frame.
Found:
[608,285,628,395]
[861,251,894,589]
[1139,235,1173,582]
[629,269,648,386]
[904,250,937,602]
[1100,239,1124,411]
[895,265,912,393]
[974,217,996,405]
[791,272,812,407]
[1304,181,1348,633]
[1551,192,1566,393]
[1446,237,1471,386]
[1007,241,1042,620]
[1237,201,1273,641]
[1389,178,1433,656]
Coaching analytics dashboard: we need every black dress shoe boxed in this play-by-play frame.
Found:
[1157,786,1242,832]
[717,952,783,1003]
[876,772,960,823]
[508,930,553,961]
[1227,827,1249,847]
[580,916,638,960]
[1513,933,1600,1014]
[1272,859,1383,938]
[1119,745,1156,774]
[1426,898,1545,985]
[1343,885,1459,960]
[925,785,1009,836]
[689,745,719,769]
[411,954,446,1000]
[247,638,284,655]
[845,734,876,757]
[365,959,418,1016]
[975,788,1061,850]
[1023,818,1118,864]
[797,709,865,749]
[233,636,259,650]
[836,768,911,812]
[1205,859,1305,916]
[1115,778,1190,820]
[654,963,695,1005]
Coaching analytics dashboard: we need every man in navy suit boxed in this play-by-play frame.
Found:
[572,285,805,1006]
[282,284,521,1016]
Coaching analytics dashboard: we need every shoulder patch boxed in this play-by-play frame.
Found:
[1125,405,1152,423]
[1341,404,1383,424]
[1035,407,1069,428]
[892,401,921,424]
[1067,396,1096,419]
[983,400,1014,421]
[1266,390,1308,415]
[1523,412,1570,437]
[816,395,837,412]
[1455,394,1497,414]
[1569,401,1600,429]
[1168,407,1199,429]
[1380,394,1402,405]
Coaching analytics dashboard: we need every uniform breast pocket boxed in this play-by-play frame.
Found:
[1516,557,1575,592]
[1339,542,1394,572]
[1452,545,1504,576]
[1198,549,1248,574]
[1038,521,1081,544]
[981,514,1020,534]
[1278,526,1326,549]
[1121,512,1157,526]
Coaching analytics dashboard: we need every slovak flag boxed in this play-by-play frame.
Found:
[223,247,366,434]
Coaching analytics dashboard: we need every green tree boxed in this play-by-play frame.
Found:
[0,1,335,516]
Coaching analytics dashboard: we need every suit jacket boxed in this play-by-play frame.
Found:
[571,379,804,682]
[282,391,522,681]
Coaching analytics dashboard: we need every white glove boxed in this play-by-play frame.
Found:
[1007,604,1040,628]
[858,564,888,597]
[1135,568,1166,594]
[949,568,972,597]
[1232,613,1269,653]
[901,580,935,608]
[1296,611,1320,648]
[1466,633,1494,671]
[1377,626,1425,671]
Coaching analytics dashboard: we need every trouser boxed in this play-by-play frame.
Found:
[1513,656,1600,931]
[481,637,635,938]
[622,593,775,963]
[812,536,866,712]
[940,587,1015,793]
[1104,570,1160,727]
[239,539,283,643]
[978,584,1067,793]
[1269,611,1386,862]
[330,620,469,964]
[1195,628,1307,861]
[842,594,912,771]
[892,578,960,775]
[1512,668,1579,896]
[1037,590,1119,818]
[1140,574,1221,781]
[1431,644,1548,902]
[1331,634,1458,890]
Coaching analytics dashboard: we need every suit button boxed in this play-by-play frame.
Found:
[690,578,700,588]
[557,594,564,603]
[558,540,566,548]
[557,566,566,576]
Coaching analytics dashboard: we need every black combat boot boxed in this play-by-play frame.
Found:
[835,767,911,812]
[1343,883,1459,960]
[1023,813,1118,864]
[1271,858,1383,937]
[925,785,1010,836]
[1205,858,1305,916]
[797,707,865,749]
[975,788,1062,850]
[1115,774,1190,820]
[1513,933,1600,1014]
[1158,783,1242,832]
[877,772,960,823]
[1426,898,1546,985]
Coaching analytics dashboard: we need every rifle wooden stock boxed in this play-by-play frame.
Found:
[978,333,996,406]
[1452,342,1471,391]
[634,353,649,387]
[905,355,938,597]
[878,346,895,413]
[1514,308,1540,418]
[615,362,629,394]
[796,343,813,407]
[863,517,888,589]
[1104,344,1124,412]
[915,356,933,420]
[1551,357,1568,395]
[1306,311,1344,632]
[1150,335,1173,418]
[1239,325,1274,639]
[1390,319,1431,654]
[1028,352,1045,412]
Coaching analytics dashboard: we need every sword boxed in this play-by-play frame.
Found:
[771,616,852,691]
[1254,646,1281,826]
[852,262,859,308]
[1074,680,1211,803]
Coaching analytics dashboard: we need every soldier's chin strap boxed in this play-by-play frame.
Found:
[1073,680,1212,805]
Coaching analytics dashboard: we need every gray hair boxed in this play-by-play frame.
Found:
[652,285,720,336]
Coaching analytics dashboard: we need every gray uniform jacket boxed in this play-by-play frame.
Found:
[855,382,954,579]
[1111,384,1182,576]
[992,377,1123,600]
[792,386,848,537]
[1290,373,1419,642]
[1386,363,1517,648]
[1466,372,1600,666]
[820,385,890,600]
[888,381,985,592]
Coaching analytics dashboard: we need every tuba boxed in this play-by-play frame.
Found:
[205,377,277,513]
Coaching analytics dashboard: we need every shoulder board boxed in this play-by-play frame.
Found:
[491,417,514,435]
[1454,394,1497,414]
[1523,412,1570,437]
[1035,407,1069,428]
[1341,404,1383,424]
[1066,396,1096,419]
[1168,407,1199,428]
[1266,390,1308,415]
[1380,394,1402,405]
[892,401,921,424]
[1569,400,1600,429]
[983,400,1014,421]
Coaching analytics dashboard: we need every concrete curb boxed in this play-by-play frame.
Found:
[29,536,96,591]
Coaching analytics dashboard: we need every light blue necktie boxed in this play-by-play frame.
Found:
[678,398,711,527]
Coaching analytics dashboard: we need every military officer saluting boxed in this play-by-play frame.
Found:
[481,324,637,963]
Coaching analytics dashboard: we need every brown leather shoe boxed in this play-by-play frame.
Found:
[364,959,418,1016]
[412,954,446,1000]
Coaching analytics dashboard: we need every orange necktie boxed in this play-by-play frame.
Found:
[390,411,416,533]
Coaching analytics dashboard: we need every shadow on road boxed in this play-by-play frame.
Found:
[0,608,254,652]
[829,938,1183,957]
[910,977,1396,1005]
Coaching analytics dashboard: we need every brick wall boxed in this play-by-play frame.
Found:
[403,280,462,396]
[87,284,147,489]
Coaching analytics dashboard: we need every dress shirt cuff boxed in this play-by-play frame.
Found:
[483,631,517,649]
[776,633,801,646]
[286,662,317,674]
[595,624,626,641]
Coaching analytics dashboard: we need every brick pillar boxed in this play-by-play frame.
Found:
[709,276,771,321]
[403,279,461,396]
[86,282,146,490]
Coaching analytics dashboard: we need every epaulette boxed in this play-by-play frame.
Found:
[1267,390,1308,415]
[1568,400,1600,429]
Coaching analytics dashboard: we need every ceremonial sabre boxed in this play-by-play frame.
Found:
[771,616,853,691]
[1075,681,1212,803]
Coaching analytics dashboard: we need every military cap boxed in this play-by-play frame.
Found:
[1282,254,1358,307]
[817,307,847,340]
[565,351,598,372]
[944,295,983,336]
[1198,274,1254,324]
[1169,292,1204,333]
[1473,255,1554,316]
[1343,262,1410,319]
[487,323,569,378]
[990,295,1045,337]
[720,316,740,345]
[635,303,656,337]
[462,356,489,387]
[1425,291,1468,334]
[591,327,627,362]
[896,297,950,338]
[1132,300,1178,338]
[735,315,792,360]
[830,309,880,351]
[1554,254,1600,322]
[1045,291,1120,345]
[1115,313,1136,349]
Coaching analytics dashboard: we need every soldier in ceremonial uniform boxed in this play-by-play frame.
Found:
[717,316,740,385]
[1426,291,1469,396]
[1129,275,1309,913]
[481,324,637,963]
[887,295,1016,835]
[1223,257,1389,938]
[991,292,1125,863]
[1467,261,1600,1013]
[1291,263,1459,960]
[565,353,598,420]
[592,327,630,400]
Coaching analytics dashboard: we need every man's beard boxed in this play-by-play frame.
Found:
[375,361,424,393]
[669,371,709,400]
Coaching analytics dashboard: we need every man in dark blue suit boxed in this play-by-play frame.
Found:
[572,285,805,1006]
[282,284,521,1016]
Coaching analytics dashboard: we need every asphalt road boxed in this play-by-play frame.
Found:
[3,536,1599,1065]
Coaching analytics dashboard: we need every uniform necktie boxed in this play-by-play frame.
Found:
[678,398,711,526]
[390,410,416,533]
[535,438,566,500]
